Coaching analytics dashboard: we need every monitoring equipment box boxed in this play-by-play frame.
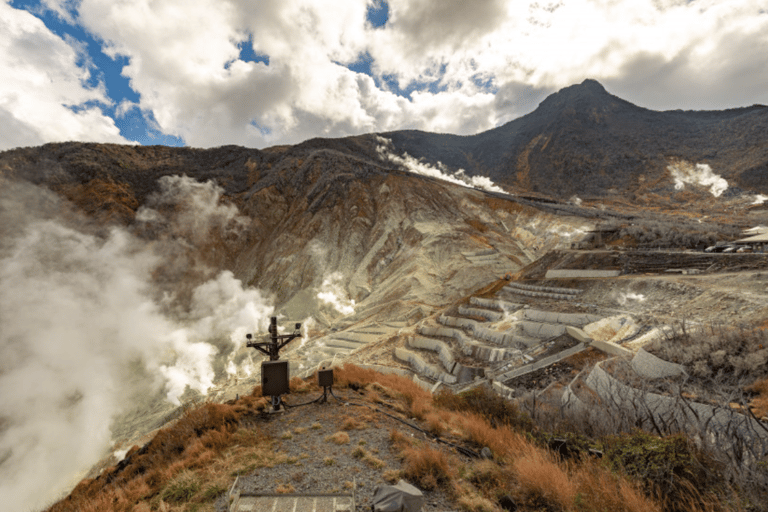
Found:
[261,360,290,396]
[318,368,334,388]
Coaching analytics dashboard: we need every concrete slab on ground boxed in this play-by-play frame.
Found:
[231,495,354,512]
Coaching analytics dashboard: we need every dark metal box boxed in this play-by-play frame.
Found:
[318,368,334,388]
[261,360,290,396]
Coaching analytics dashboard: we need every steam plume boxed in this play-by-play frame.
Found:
[668,161,728,197]
[375,136,505,193]
[317,272,356,316]
[0,177,272,511]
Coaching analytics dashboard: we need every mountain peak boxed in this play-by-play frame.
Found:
[578,78,608,93]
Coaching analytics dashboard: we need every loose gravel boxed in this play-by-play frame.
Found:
[216,388,460,511]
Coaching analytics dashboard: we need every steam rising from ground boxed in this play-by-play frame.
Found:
[668,161,728,197]
[317,272,356,316]
[616,292,647,306]
[375,136,504,193]
[0,177,273,511]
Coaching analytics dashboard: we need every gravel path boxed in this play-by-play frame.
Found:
[216,388,460,511]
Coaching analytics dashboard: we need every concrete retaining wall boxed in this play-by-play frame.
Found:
[418,326,521,363]
[394,347,458,384]
[492,380,516,400]
[631,347,687,379]
[469,296,522,312]
[523,309,602,326]
[507,282,582,295]
[519,320,567,339]
[590,339,633,357]
[502,286,576,301]
[496,343,587,383]
[545,269,621,279]
[458,305,504,322]
[439,314,519,346]
[408,336,456,374]
[566,326,592,343]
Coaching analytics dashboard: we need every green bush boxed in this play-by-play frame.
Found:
[602,431,720,512]
[160,470,201,503]
[434,386,533,431]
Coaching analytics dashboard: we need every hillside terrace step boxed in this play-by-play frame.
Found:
[496,342,587,384]
[462,248,497,258]
[457,305,504,322]
[438,314,520,346]
[418,326,522,363]
[465,254,504,263]
[505,282,582,295]
[394,347,458,384]
[330,332,381,343]
[519,320,567,339]
[469,296,524,312]
[324,338,364,350]
[522,309,602,327]
[408,336,457,374]
[500,286,576,301]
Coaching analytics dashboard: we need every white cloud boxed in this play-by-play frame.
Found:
[3,0,768,148]
[0,3,127,150]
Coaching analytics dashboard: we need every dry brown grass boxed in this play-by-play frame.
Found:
[275,483,295,494]
[341,414,367,430]
[326,431,350,445]
[513,446,579,509]
[50,366,727,512]
[451,411,529,462]
[335,364,433,418]
[352,446,386,469]
[401,445,455,491]
[746,377,768,418]
[571,462,663,512]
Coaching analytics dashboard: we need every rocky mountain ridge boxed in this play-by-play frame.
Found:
[384,79,768,199]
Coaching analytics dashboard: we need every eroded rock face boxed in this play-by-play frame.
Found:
[0,141,591,330]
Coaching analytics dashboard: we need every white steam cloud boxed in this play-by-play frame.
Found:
[375,136,505,193]
[668,161,728,197]
[751,194,768,205]
[0,177,272,511]
[317,272,356,316]
[616,292,646,306]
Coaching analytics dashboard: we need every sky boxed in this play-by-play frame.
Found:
[1,0,767,151]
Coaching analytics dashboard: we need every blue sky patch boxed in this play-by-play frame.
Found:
[10,0,181,145]
[237,35,270,66]
[366,1,389,28]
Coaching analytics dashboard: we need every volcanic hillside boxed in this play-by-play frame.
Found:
[383,79,768,199]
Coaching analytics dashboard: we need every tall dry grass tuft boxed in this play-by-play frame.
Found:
[435,386,532,430]
[746,377,768,418]
[290,375,318,394]
[401,445,455,491]
[46,402,250,512]
[335,364,432,417]
[572,460,662,512]
[466,459,510,496]
[452,411,528,462]
[513,446,579,510]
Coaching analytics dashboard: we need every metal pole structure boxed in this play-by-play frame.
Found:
[245,317,302,411]
[245,316,302,361]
